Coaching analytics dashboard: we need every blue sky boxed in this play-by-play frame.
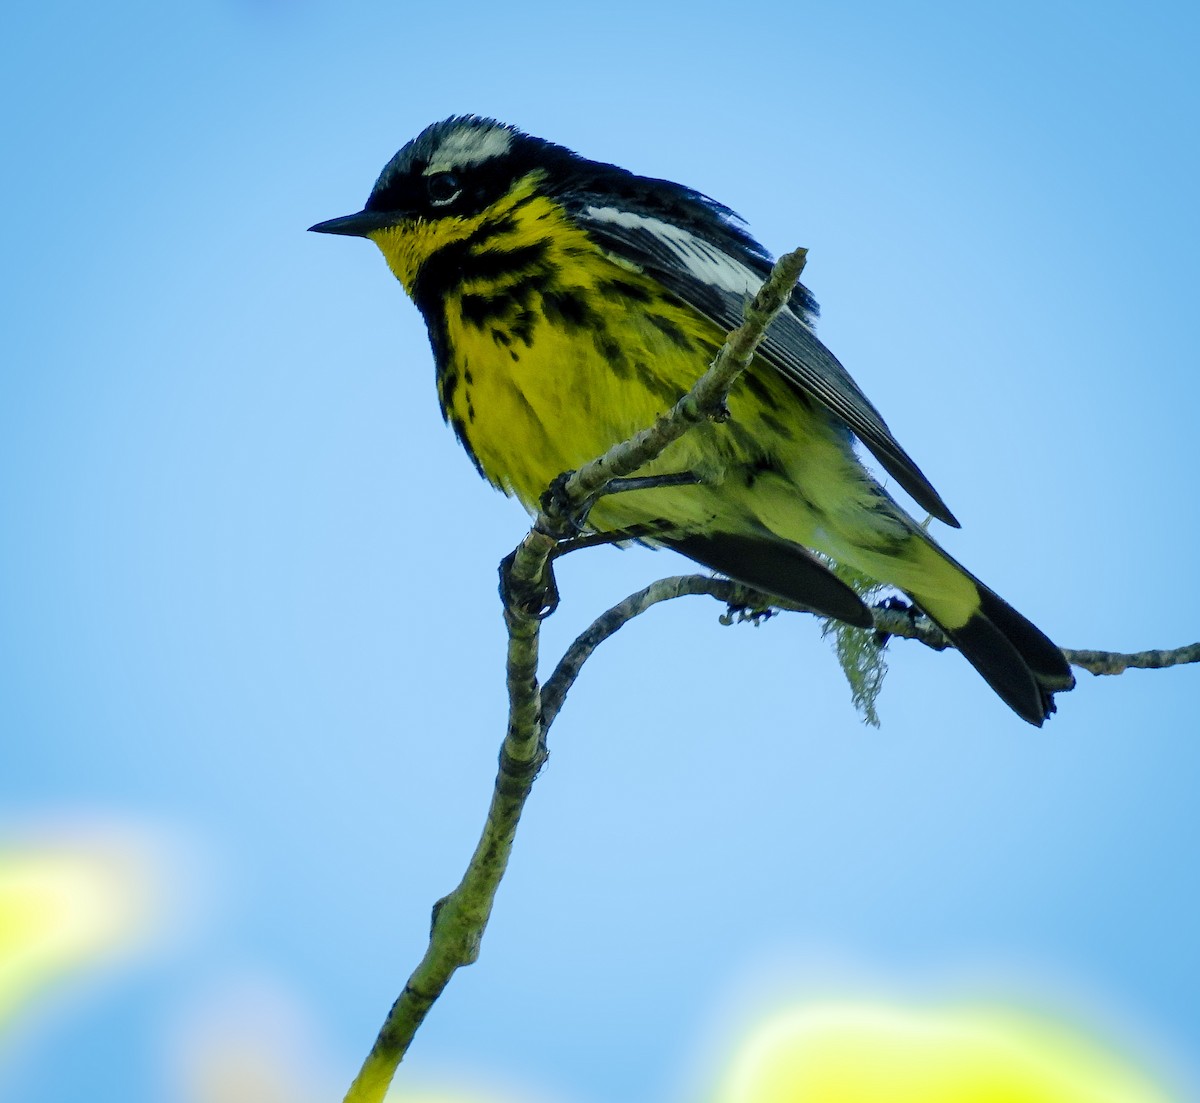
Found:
[2,1,1197,1100]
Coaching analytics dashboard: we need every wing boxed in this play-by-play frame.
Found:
[572,201,961,528]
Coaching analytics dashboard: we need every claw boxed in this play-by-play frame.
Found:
[499,550,561,619]
[538,471,590,537]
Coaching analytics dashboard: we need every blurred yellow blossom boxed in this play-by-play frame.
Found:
[0,831,156,1027]
[712,1001,1177,1103]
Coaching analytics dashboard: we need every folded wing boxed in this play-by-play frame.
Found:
[575,202,960,528]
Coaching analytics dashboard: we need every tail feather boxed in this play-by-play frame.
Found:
[976,585,1076,692]
[914,582,1075,727]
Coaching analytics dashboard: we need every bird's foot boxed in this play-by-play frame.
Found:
[538,472,590,538]
[499,549,560,620]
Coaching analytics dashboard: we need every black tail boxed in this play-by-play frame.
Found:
[666,528,1075,726]
[917,584,1075,726]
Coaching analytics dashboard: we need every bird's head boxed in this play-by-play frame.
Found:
[311,117,571,234]
[309,116,589,290]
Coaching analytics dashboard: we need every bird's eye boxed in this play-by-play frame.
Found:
[426,172,462,206]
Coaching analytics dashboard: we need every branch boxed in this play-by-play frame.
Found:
[541,574,1200,726]
[541,576,746,728]
[342,250,812,1103]
[341,679,546,1103]
[1062,641,1200,675]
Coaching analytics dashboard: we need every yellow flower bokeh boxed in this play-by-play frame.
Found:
[713,1002,1176,1103]
[0,834,156,1028]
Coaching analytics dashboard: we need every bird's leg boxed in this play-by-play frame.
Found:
[540,470,703,537]
[552,522,671,558]
[602,472,703,495]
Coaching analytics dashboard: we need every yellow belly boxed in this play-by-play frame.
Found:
[442,286,704,503]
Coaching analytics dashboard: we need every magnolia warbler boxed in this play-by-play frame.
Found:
[310,116,1074,724]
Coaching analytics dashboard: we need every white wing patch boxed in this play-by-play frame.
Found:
[428,124,514,171]
[584,206,765,296]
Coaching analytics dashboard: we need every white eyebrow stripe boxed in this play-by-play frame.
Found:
[584,205,764,296]
[428,126,514,170]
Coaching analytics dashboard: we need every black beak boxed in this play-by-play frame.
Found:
[308,209,397,237]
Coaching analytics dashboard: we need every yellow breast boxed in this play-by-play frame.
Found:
[369,178,726,508]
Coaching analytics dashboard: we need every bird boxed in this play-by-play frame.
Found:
[310,115,1074,725]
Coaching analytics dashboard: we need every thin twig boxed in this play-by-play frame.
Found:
[541,576,734,728]
[541,574,1200,727]
[341,739,544,1103]
[342,249,812,1103]
[1062,641,1200,675]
